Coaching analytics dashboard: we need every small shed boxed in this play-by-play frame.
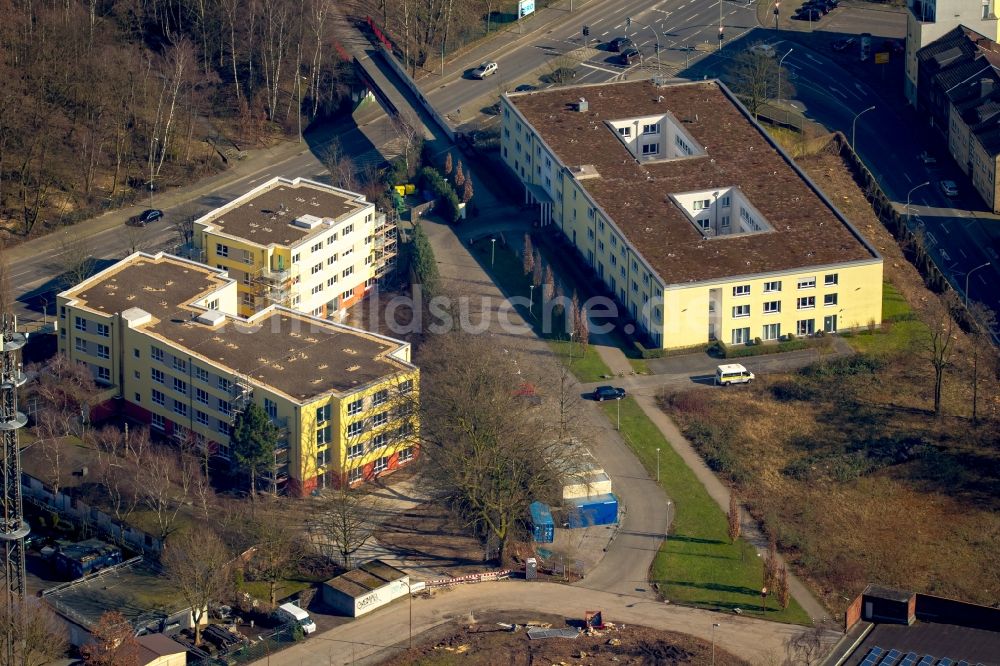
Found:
[566,494,619,528]
[54,539,122,580]
[321,560,410,617]
[529,502,555,543]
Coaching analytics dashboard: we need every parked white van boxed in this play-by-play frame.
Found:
[277,602,317,634]
[715,363,755,386]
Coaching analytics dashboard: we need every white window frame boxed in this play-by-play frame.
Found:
[733,284,750,297]
[763,301,781,314]
[764,280,782,293]
[824,293,838,307]
[797,296,816,310]
[732,304,750,318]
[797,277,816,289]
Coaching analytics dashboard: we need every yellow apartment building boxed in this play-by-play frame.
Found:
[57,252,418,496]
[501,79,883,350]
[194,177,397,319]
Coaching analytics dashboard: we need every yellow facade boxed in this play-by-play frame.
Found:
[499,88,883,350]
[57,252,418,496]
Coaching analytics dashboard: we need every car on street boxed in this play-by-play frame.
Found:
[919,150,937,165]
[749,43,776,57]
[127,208,163,226]
[832,37,855,52]
[792,8,822,20]
[619,47,641,65]
[514,84,537,92]
[471,61,498,79]
[609,37,635,52]
[592,386,626,401]
[938,180,959,197]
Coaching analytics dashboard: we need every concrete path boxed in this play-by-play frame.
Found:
[256,580,837,666]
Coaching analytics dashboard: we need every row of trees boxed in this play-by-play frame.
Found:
[522,234,589,351]
[0,0,355,237]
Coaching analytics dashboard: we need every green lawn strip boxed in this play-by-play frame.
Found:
[471,239,613,381]
[242,580,312,604]
[846,282,926,355]
[602,398,811,625]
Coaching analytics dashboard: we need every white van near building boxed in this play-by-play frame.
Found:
[715,363,755,386]
[276,602,317,634]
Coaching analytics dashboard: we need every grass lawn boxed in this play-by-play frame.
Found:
[601,398,811,625]
[845,282,926,355]
[471,239,613,381]
[242,579,313,604]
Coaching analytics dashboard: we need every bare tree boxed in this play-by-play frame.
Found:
[522,234,534,276]
[776,563,790,609]
[727,45,793,119]
[727,492,741,544]
[134,447,187,541]
[124,224,152,256]
[967,301,997,425]
[81,611,138,666]
[390,111,423,178]
[33,409,74,497]
[922,292,961,415]
[54,235,97,289]
[786,625,834,666]
[307,486,383,568]
[162,528,233,646]
[0,596,69,666]
[245,503,305,606]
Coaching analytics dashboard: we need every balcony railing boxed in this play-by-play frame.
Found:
[257,266,293,284]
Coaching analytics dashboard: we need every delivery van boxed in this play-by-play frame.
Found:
[277,602,317,634]
[715,363,755,386]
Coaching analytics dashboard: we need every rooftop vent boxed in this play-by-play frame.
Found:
[293,214,324,229]
[577,97,589,112]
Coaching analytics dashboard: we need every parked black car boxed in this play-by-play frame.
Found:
[593,386,626,401]
[832,37,855,52]
[619,47,641,65]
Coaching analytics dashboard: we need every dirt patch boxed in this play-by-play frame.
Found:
[658,142,1000,616]
[380,611,748,666]
[376,502,491,577]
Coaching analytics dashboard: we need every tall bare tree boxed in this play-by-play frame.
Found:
[307,486,383,568]
[0,596,69,666]
[922,292,961,415]
[727,45,794,119]
[967,301,997,425]
[162,528,233,646]
[81,611,138,666]
[727,493,741,544]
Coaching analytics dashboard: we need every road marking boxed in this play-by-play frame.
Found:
[602,31,610,36]
[580,61,624,74]
[958,247,967,259]
[854,83,866,95]
[979,273,988,285]
[926,232,938,245]
[805,53,822,64]
[941,224,950,235]
[939,249,951,261]
[903,172,912,184]
[831,87,847,99]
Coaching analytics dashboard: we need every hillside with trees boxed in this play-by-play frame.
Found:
[0,0,356,241]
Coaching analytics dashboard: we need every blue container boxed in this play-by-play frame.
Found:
[567,494,619,528]
[529,501,555,543]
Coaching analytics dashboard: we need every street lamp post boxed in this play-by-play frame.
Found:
[761,587,768,615]
[711,622,720,665]
[906,181,930,226]
[641,23,661,74]
[966,261,991,306]
[616,397,621,431]
[149,136,158,208]
[656,447,661,482]
[774,0,780,30]
[851,105,876,153]
[529,284,535,314]
[778,48,793,101]
[490,237,496,267]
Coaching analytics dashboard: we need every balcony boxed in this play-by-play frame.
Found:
[257,266,293,284]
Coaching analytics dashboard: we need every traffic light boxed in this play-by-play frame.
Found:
[583,25,590,37]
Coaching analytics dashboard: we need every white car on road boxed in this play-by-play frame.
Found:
[471,61,498,79]
[749,43,776,57]
[938,180,959,197]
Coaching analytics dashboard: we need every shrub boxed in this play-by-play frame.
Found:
[417,166,461,223]
[802,354,886,378]
[770,380,813,402]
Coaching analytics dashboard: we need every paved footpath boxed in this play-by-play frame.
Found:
[257,581,834,665]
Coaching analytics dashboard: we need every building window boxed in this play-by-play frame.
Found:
[342,266,354,278]
[641,143,659,155]
[264,398,277,419]
[152,368,165,384]
[218,399,232,416]
[343,224,354,235]
[311,242,323,253]
[311,284,323,295]
[94,344,109,359]
[347,443,364,459]
[196,388,209,405]
[97,366,110,382]
[398,447,413,463]
[218,421,231,436]
[642,123,660,134]
[400,379,414,394]
[173,377,187,395]
[347,398,363,415]
[317,449,330,468]
[373,456,390,474]
[74,316,87,332]
[824,273,839,286]
[327,277,337,287]
[693,199,711,211]
[824,293,838,306]
[347,421,364,437]
[762,323,781,341]
[151,413,166,430]
[75,338,87,353]
[341,289,353,301]
[317,404,331,423]
[348,466,364,483]
[152,389,165,406]
[96,323,110,337]
[327,256,337,266]
[218,377,232,392]
[720,215,730,227]
[797,319,815,336]
[764,280,782,293]
[763,301,781,314]
[194,367,209,383]
[317,425,332,445]
[311,262,322,275]
[372,389,388,407]
[720,195,731,207]
[732,304,750,318]
[731,327,751,344]
[134,393,141,403]
[797,277,816,289]
[173,400,188,416]
[797,296,816,310]
[370,432,388,449]
[216,243,229,258]
[618,126,631,137]
[732,284,750,297]
[372,411,388,427]
[151,346,164,362]
[292,253,300,263]
[195,410,209,426]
